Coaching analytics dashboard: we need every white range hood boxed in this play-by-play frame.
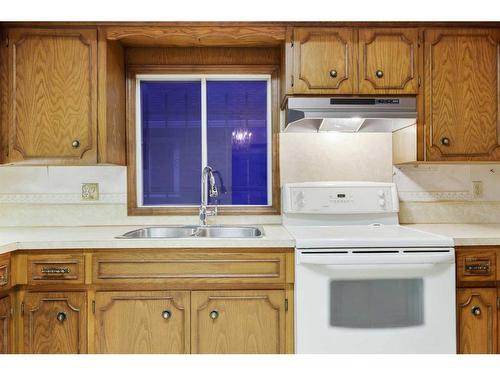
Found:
[284,97,417,133]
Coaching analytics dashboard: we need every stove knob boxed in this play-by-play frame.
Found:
[378,199,386,207]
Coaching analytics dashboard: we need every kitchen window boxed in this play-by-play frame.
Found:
[130,71,278,214]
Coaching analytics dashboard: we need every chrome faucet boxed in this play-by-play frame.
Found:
[200,166,218,226]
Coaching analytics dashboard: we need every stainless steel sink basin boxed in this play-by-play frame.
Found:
[117,225,263,239]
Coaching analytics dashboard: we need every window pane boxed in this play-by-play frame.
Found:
[140,81,201,205]
[206,80,268,206]
[330,279,424,328]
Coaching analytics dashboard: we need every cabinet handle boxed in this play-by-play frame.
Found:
[471,306,481,316]
[0,275,7,285]
[329,69,338,78]
[161,310,172,320]
[209,310,219,320]
[440,137,450,146]
[72,140,80,148]
[56,312,67,322]
[41,267,70,275]
[375,70,384,78]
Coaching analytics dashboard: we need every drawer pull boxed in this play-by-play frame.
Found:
[41,267,70,275]
[56,312,67,322]
[209,310,219,320]
[471,306,481,316]
[161,310,172,320]
[0,275,7,285]
[465,264,490,272]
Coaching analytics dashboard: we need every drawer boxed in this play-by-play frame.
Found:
[92,251,287,284]
[456,249,497,285]
[28,255,85,285]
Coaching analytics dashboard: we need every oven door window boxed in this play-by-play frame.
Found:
[330,279,424,328]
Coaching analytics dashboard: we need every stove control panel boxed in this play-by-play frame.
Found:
[283,182,398,214]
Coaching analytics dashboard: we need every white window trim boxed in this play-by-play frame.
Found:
[135,74,273,208]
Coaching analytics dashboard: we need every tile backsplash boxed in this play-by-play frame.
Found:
[1,139,500,226]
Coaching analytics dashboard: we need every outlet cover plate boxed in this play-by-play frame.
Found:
[81,183,99,201]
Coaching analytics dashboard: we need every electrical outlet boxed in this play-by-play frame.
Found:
[81,183,99,201]
[472,181,483,199]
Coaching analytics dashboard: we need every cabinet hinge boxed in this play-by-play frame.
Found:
[20,302,24,315]
[290,75,294,87]
[291,39,294,48]
[285,298,289,312]
[10,307,14,317]
[418,77,422,87]
[497,296,500,309]
[92,300,95,314]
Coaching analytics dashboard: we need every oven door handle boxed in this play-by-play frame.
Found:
[297,251,454,265]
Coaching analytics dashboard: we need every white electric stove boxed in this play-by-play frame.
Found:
[283,181,456,354]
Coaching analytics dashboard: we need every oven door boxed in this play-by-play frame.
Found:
[295,249,456,354]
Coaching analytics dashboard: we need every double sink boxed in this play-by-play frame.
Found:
[117,225,263,239]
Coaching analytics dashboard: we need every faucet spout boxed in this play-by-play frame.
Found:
[200,166,219,226]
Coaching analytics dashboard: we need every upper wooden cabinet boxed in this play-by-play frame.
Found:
[94,291,190,354]
[22,292,87,354]
[291,28,357,94]
[5,28,98,164]
[191,290,286,354]
[358,28,418,94]
[425,29,500,161]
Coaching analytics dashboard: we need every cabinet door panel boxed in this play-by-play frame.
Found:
[8,28,97,163]
[425,29,500,161]
[292,28,357,94]
[94,291,190,354]
[191,290,285,354]
[359,28,418,94]
[23,292,86,354]
[0,296,11,354]
[457,288,498,354]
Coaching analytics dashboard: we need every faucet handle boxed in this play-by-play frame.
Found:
[207,206,217,216]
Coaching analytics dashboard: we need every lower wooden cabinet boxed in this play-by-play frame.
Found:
[191,290,286,354]
[23,292,87,354]
[0,296,11,354]
[457,288,499,354]
[94,291,190,354]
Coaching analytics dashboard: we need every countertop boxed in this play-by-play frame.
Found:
[403,224,500,247]
[2,223,500,255]
[0,225,295,255]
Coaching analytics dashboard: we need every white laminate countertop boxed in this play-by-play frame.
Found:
[2,224,500,255]
[0,225,295,255]
[403,224,500,247]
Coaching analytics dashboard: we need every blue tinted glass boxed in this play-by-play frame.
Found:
[141,81,201,205]
[207,80,268,205]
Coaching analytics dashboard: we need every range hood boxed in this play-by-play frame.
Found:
[284,97,417,133]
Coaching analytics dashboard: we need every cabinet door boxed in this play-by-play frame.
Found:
[191,290,286,354]
[7,28,97,163]
[23,292,87,354]
[0,296,11,354]
[292,28,357,94]
[358,28,418,94]
[425,29,500,161]
[94,291,190,354]
[457,288,498,354]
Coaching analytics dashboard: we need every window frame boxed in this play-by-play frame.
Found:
[126,65,281,216]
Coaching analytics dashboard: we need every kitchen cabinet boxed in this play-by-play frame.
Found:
[424,29,500,161]
[456,247,500,354]
[22,292,87,354]
[358,28,418,94]
[191,290,286,354]
[94,291,190,354]
[291,27,357,94]
[5,28,98,164]
[0,296,11,354]
[0,248,293,354]
[457,288,498,354]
